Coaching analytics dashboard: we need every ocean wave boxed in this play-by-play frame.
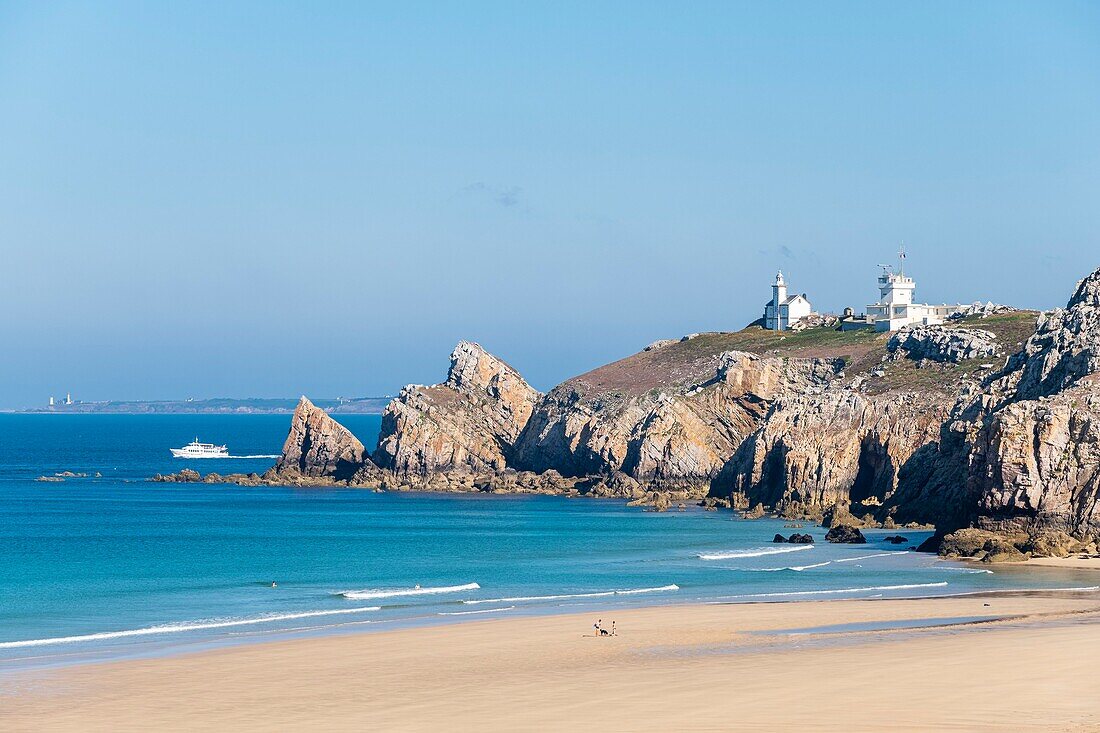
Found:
[929,566,994,574]
[834,552,909,563]
[339,582,480,600]
[462,584,680,605]
[935,585,1100,597]
[439,606,516,616]
[0,606,382,650]
[697,545,813,560]
[717,582,949,600]
[745,561,833,572]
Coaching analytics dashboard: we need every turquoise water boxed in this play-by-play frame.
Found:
[1,414,1097,670]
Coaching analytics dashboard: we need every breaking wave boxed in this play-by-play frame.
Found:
[0,606,382,650]
[439,606,516,616]
[462,584,680,605]
[339,582,480,600]
[717,581,949,600]
[834,552,909,563]
[697,545,814,560]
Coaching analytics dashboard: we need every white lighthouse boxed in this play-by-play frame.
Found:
[763,270,813,330]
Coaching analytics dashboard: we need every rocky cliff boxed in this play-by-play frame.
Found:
[373,341,540,474]
[248,266,1100,548]
[958,269,1100,537]
[511,336,844,489]
[268,396,378,484]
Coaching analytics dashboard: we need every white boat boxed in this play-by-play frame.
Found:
[170,438,229,459]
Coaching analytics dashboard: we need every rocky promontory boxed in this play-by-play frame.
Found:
[180,266,1100,556]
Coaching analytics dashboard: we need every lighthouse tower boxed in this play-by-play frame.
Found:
[763,270,813,331]
[772,270,788,309]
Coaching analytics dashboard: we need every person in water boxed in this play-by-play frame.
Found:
[271,581,277,588]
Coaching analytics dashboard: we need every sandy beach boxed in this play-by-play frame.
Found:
[4,592,1100,732]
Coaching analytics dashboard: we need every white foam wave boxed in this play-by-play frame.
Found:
[463,584,679,605]
[718,582,949,600]
[228,454,281,459]
[0,606,382,650]
[439,606,516,616]
[930,566,994,574]
[787,561,832,571]
[935,585,1100,598]
[834,551,909,563]
[339,582,480,600]
[697,545,814,560]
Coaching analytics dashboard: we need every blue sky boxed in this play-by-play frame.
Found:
[1,1,1098,407]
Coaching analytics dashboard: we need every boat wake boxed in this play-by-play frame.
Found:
[339,582,481,600]
[697,545,813,561]
[228,454,281,459]
[0,606,382,649]
[462,584,680,605]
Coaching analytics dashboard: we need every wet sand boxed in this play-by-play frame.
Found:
[4,593,1100,732]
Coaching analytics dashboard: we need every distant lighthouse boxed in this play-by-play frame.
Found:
[65,392,73,405]
[49,396,55,406]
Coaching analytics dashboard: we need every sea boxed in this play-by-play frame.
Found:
[1,414,1097,671]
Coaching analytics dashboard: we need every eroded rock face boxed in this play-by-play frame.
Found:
[887,325,999,364]
[513,350,841,485]
[914,267,1100,543]
[713,389,950,523]
[374,342,540,474]
[270,396,372,482]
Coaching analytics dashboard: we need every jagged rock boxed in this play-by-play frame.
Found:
[980,539,1029,563]
[948,302,1018,320]
[789,533,814,544]
[715,390,948,522]
[375,342,540,474]
[888,325,999,363]
[151,469,202,483]
[271,396,370,482]
[513,343,840,484]
[742,504,766,519]
[883,535,909,544]
[824,525,867,544]
[772,533,787,543]
[1023,529,1087,558]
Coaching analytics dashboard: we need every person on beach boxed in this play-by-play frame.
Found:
[594,619,602,636]
[611,621,616,636]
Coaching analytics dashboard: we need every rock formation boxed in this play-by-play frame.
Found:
[268,396,374,483]
[887,325,999,363]
[373,342,540,475]
[713,388,950,522]
[512,346,841,488]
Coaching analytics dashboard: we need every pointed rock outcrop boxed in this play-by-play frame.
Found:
[374,342,541,474]
[270,396,372,482]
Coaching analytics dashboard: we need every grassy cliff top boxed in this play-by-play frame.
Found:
[560,311,1039,399]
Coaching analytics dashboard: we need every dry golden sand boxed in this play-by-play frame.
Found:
[4,594,1100,732]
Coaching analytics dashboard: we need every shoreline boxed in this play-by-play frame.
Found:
[4,591,1100,732]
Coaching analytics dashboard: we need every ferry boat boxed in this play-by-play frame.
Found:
[170,438,229,459]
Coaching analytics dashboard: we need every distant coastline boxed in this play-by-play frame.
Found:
[10,397,390,415]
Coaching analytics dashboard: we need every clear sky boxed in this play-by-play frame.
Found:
[1,1,1098,408]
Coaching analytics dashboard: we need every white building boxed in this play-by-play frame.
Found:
[866,264,962,332]
[763,271,813,330]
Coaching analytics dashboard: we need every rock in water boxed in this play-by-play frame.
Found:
[374,342,540,474]
[271,396,369,482]
[824,525,867,544]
